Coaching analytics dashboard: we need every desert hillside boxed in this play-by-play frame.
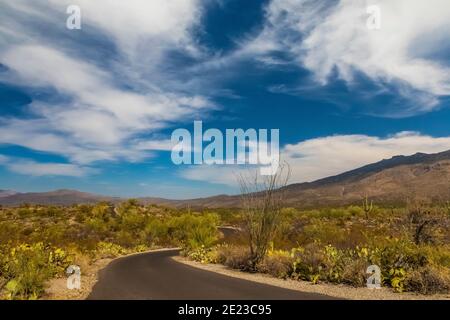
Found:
[2,150,450,208]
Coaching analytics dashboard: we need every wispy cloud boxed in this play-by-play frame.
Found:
[227,0,450,116]
[0,0,210,170]
[1,0,450,186]
[0,156,94,177]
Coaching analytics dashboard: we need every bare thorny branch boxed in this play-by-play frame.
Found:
[237,162,291,270]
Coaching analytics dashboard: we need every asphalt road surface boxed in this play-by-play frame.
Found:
[88,249,335,300]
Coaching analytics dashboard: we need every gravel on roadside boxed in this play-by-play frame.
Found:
[173,256,450,300]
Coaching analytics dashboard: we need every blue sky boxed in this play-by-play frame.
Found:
[1,0,450,198]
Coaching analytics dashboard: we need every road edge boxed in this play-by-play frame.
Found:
[172,256,450,300]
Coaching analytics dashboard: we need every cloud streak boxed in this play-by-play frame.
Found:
[0,0,211,170]
[0,156,93,177]
[237,0,450,116]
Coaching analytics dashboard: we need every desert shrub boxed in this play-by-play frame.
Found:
[115,230,139,247]
[214,245,252,270]
[306,208,354,219]
[85,216,111,235]
[406,205,448,245]
[0,222,20,243]
[187,246,218,264]
[252,240,450,293]
[169,213,219,250]
[301,221,348,247]
[258,249,294,279]
[404,265,450,294]
[422,245,450,268]
[343,223,372,248]
[93,241,148,259]
[214,210,242,226]
[144,218,168,244]
[371,240,427,291]
[116,199,140,215]
[40,224,67,245]
[291,244,367,286]
[94,242,127,258]
[120,208,147,232]
[40,206,64,218]
[17,208,34,218]
[340,256,367,287]
[0,243,71,299]
[347,206,365,217]
[91,203,113,219]
[353,240,448,293]
[291,243,326,284]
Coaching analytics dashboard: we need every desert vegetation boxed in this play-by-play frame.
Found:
[0,201,219,299]
[187,202,450,296]
[0,196,449,299]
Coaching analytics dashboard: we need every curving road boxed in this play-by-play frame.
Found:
[88,249,335,300]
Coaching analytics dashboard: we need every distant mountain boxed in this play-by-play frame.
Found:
[139,194,240,208]
[0,190,18,198]
[0,189,121,206]
[2,150,450,208]
[276,150,450,208]
[153,149,450,208]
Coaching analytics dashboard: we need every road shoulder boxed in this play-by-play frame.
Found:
[173,256,450,300]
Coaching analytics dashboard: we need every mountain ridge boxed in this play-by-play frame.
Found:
[0,189,18,198]
[2,149,450,207]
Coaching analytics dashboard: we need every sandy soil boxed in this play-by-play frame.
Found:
[44,258,113,300]
[173,256,450,300]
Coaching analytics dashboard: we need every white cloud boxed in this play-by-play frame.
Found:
[1,0,450,185]
[2,45,210,145]
[283,132,450,182]
[0,155,8,164]
[8,161,93,177]
[180,165,244,187]
[0,118,144,164]
[302,1,450,92]
[0,156,93,177]
[135,139,176,152]
[238,0,450,114]
[180,132,450,186]
[0,1,211,170]
[51,0,202,57]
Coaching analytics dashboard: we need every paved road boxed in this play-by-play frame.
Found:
[88,249,335,300]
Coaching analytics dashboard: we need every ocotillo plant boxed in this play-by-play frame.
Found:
[362,195,373,220]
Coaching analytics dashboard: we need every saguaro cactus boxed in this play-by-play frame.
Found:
[362,195,373,220]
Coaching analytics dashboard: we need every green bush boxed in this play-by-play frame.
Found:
[144,218,168,244]
[0,243,71,299]
[94,241,127,258]
[169,213,219,250]
[187,246,218,264]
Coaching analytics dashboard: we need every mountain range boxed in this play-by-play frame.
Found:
[2,149,450,208]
